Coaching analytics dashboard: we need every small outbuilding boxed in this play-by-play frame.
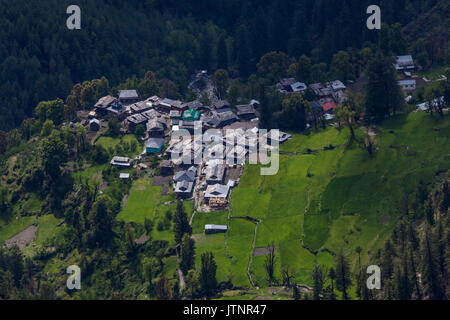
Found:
[160,160,174,176]
[89,118,100,131]
[110,156,132,167]
[204,224,228,234]
[119,173,130,179]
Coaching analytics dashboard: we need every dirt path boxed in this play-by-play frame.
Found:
[246,219,261,288]
[5,225,37,250]
[279,142,347,157]
[177,269,185,293]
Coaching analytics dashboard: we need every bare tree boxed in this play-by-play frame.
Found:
[281,266,295,287]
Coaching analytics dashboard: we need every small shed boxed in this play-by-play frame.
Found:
[119,173,130,179]
[160,160,174,176]
[89,118,100,131]
[204,224,228,234]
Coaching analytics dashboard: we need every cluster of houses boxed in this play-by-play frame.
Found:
[273,55,420,124]
[89,88,262,160]
[97,87,288,218]
[276,77,348,121]
[165,126,290,211]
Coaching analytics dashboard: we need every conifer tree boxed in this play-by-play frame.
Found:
[180,234,195,275]
[173,201,191,245]
[200,252,217,298]
[335,249,352,300]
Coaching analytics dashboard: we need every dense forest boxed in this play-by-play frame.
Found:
[0,0,448,130]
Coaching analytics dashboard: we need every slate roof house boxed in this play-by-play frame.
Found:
[173,166,197,197]
[394,55,415,71]
[107,100,127,120]
[331,80,346,91]
[127,113,148,132]
[147,119,165,137]
[236,104,257,120]
[277,78,307,94]
[142,109,164,121]
[213,100,230,110]
[185,100,203,110]
[94,96,117,116]
[204,184,230,203]
[118,90,139,104]
[203,111,238,129]
[157,98,187,113]
[310,83,334,98]
[174,180,194,197]
[206,163,226,185]
[154,99,172,113]
[145,137,165,154]
[129,100,153,114]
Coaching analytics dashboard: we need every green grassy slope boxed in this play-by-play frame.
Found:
[194,112,450,289]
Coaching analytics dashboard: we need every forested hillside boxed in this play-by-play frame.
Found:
[0,0,447,130]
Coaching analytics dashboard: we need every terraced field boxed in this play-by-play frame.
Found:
[118,177,194,245]
[193,112,450,288]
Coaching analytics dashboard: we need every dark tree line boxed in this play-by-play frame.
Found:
[0,0,447,130]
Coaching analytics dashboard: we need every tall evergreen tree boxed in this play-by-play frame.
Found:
[180,234,195,275]
[335,249,352,300]
[311,264,325,300]
[173,201,191,245]
[217,35,228,70]
[365,54,404,122]
[421,226,444,299]
[200,252,217,298]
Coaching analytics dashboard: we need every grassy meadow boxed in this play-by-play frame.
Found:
[194,111,450,288]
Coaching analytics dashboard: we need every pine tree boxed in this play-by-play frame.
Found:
[216,35,228,70]
[365,54,404,122]
[173,201,191,245]
[381,240,395,281]
[328,267,337,300]
[292,284,300,300]
[421,226,444,299]
[156,276,171,300]
[425,199,435,226]
[180,234,195,275]
[200,252,217,298]
[311,264,324,300]
[334,249,352,300]
[407,244,422,299]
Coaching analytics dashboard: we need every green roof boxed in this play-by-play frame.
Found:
[182,109,200,120]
